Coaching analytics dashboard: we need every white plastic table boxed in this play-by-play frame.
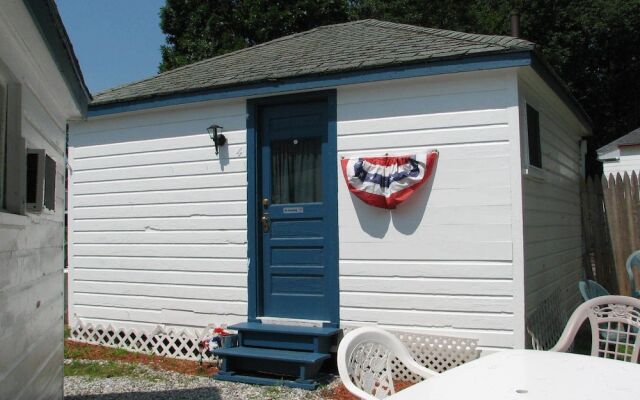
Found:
[388,349,640,399]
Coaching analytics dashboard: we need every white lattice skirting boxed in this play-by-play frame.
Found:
[70,321,481,374]
[69,321,208,361]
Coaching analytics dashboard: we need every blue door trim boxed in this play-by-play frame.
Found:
[246,90,339,327]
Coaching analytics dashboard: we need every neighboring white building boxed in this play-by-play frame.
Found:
[67,19,590,363]
[597,127,640,177]
[0,1,89,398]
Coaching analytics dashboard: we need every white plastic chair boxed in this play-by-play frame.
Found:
[337,327,438,399]
[551,295,640,363]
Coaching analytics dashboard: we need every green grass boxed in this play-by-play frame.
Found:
[64,326,71,339]
[64,344,92,360]
[64,360,137,379]
[109,348,133,357]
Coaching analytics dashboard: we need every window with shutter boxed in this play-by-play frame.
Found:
[44,154,55,211]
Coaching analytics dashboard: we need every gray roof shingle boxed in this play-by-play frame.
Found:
[598,127,640,155]
[92,19,535,106]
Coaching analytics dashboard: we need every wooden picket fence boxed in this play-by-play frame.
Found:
[581,172,640,295]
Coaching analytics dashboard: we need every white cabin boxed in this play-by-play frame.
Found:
[0,1,89,399]
[67,20,590,355]
[597,127,640,177]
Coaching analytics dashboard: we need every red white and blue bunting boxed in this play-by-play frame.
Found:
[341,151,438,209]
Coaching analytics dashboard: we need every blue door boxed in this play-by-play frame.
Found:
[254,94,338,325]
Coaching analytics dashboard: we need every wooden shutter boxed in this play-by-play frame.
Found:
[4,83,25,215]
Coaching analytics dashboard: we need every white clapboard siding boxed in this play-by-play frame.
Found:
[340,240,513,261]
[341,308,514,331]
[68,99,249,333]
[338,125,510,151]
[71,256,247,273]
[72,144,247,170]
[518,69,586,320]
[71,132,235,158]
[73,244,248,258]
[73,202,246,219]
[73,305,243,327]
[335,70,521,349]
[74,230,247,244]
[340,224,512,245]
[73,158,247,183]
[72,216,247,232]
[73,173,246,195]
[67,68,585,352]
[0,5,77,396]
[340,276,513,296]
[74,187,247,207]
[340,260,513,279]
[73,293,247,315]
[73,268,246,287]
[340,292,514,313]
[73,281,247,301]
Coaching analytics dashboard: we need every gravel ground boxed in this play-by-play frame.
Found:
[64,360,335,400]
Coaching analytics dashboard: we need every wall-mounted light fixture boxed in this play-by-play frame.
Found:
[207,124,227,155]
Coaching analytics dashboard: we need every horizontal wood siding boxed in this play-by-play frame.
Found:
[0,3,81,397]
[0,85,66,398]
[68,70,533,351]
[336,70,520,349]
[68,100,249,330]
[518,69,587,326]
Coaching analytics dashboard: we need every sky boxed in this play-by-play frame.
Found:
[56,0,166,94]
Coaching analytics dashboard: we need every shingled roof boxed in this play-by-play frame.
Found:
[92,19,535,106]
[598,127,640,155]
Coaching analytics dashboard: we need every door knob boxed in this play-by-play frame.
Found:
[261,212,270,232]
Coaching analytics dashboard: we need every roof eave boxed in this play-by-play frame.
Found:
[529,49,592,134]
[87,50,533,118]
[23,0,91,115]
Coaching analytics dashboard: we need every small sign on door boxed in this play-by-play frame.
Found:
[283,207,304,214]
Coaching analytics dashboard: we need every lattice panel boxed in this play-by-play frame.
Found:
[526,289,570,351]
[72,321,482,370]
[343,326,481,383]
[70,321,208,361]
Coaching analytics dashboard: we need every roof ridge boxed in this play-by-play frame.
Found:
[92,18,540,105]
[94,20,370,97]
[360,19,533,48]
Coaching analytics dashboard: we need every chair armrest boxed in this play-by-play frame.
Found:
[550,304,586,353]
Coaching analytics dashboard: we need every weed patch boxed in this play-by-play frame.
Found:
[64,340,217,376]
[64,360,137,379]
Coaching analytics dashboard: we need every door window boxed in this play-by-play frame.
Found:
[270,137,322,204]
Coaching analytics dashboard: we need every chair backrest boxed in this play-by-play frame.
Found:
[551,295,640,363]
[337,327,438,400]
[578,279,610,301]
[626,250,640,295]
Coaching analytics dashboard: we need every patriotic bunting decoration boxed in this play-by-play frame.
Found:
[341,151,438,209]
